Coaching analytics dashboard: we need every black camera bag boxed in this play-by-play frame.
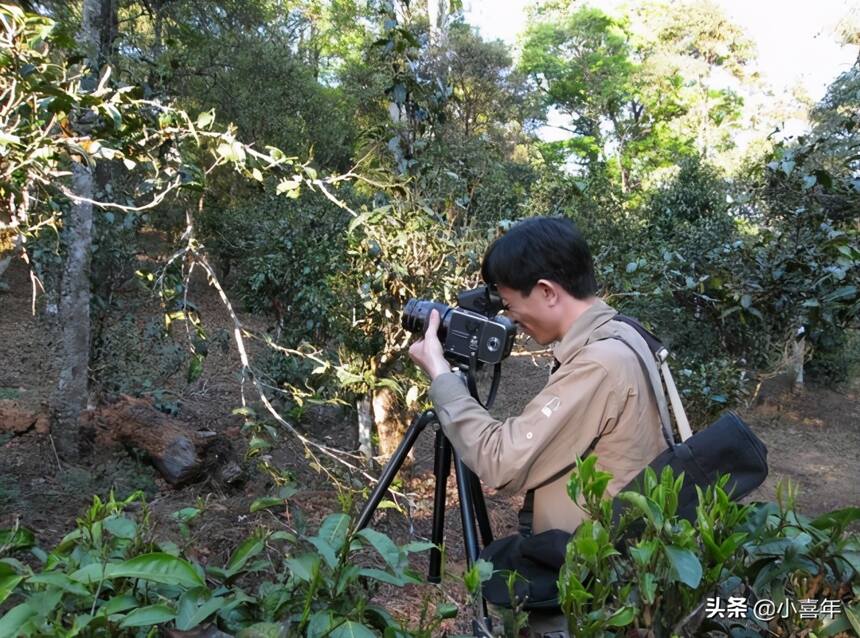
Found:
[480,317,769,611]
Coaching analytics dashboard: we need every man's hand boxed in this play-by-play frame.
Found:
[408,309,451,380]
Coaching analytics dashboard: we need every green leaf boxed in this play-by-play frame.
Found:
[27,572,88,596]
[0,603,37,637]
[171,508,201,523]
[269,531,297,544]
[819,614,853,637]
[629,539,658,567]
[844,602,860,636]
[102,103,122,129]
[175,587,226,631]
[103,516,137,540]
[617,492,663,528]
[287,554,319,582]
[276,178,301,195]
[317,513,350,552]
[248,435,271,451]
[307,610,337,638]
[358,528,402,570]
[225,535,265,577]
[823,286,857,302]
[607,606,635,627]
[23,588,62,620]
[358,567,406,586]
[72,553,204,587]
[664,545,702,589]
[402,541,436,554]
[187,354,204,383]
[69,612,95,634]
[330,621,376,638]
[0,575,24,605]
[118,604,175,628]
[463,559,493,595]
[196,109,215,128]
[0,527,35,550]
[639,572,657,604]
[436,602,458,619]
[308,537,338,569]
[100,594,139,615]
[250,497,284,513]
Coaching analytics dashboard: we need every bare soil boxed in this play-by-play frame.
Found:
[0,254,858,632]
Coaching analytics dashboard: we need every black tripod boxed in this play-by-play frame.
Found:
[355,371,497,637]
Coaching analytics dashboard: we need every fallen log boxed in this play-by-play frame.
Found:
[0,400,50,435]
[80,395,243,486]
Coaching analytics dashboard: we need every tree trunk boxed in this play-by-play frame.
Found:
[51,163,94,457]
[791,335,806,388]
[50,0,113,458]
[356,395,373,459]
[373,387,408,461]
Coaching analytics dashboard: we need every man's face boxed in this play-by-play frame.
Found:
[496,284,559,345]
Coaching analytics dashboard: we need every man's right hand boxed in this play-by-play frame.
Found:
[408,309,451,380]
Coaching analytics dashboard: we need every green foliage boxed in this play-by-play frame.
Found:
[519,1,752,190]
[0,493,447,637]
[335,201,491,392]
[199,191,352,345]
[554,460,860,637]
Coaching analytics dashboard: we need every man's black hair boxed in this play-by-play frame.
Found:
[481,216,597,299]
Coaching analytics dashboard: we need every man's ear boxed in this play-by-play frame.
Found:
[535,279,560,305]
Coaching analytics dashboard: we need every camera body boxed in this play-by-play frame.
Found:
[402,286,517,366]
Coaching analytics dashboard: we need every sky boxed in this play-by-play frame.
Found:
[463,0,859,105]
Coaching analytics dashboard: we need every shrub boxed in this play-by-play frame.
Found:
[0,493,450,637]
[551,457,860,637]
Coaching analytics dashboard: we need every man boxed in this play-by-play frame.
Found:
[408,216,667,635]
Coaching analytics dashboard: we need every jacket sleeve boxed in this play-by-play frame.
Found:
[428,358,621,494]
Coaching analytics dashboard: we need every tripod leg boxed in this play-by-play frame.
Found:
[428,429,452,583]
[469,471,494,547]
[453,451,493,636]
[354,410,436,532]
[453,453,481,565]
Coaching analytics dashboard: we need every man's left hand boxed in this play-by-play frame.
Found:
[408,309,451,380]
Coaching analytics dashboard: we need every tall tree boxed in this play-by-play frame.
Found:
[634,0,754,160]
[51,0,117,457]
[520,2,752,191]
[520,7,661,191]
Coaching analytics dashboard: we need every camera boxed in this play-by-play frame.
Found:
[402,286,517,366]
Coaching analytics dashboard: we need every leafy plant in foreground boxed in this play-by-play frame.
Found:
[554,457,860,637]
[0,492,453,637]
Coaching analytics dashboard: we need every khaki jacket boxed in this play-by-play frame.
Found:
[428,299,668,533]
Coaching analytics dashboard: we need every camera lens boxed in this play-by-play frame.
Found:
[402,299,450,339]
[402,299,424,333]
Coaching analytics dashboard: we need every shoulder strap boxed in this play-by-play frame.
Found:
[609,315,692,442]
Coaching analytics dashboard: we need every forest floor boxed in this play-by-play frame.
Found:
[1,254,858,633]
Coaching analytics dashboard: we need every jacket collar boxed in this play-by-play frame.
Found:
[552,298,617,364]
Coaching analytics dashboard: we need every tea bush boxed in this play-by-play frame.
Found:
[0,492,454,637]
[550,457,860,637]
